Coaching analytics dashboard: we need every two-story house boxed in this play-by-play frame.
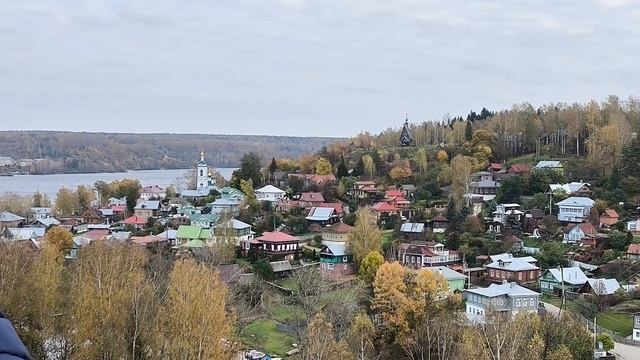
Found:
[30,207,53,220]
[299,192,325,208]
[599,209,619,229]
[133,201,161,219]
[319,243,354,277]
[556,197,595,223]
[139,185,166,200]
[321,222,354,245]
[175,225,211,247]
[488,204,523,233]
[539,267,589,294]
[255,185,286,203]
[214,218,254,251]
[350,181,379,199]
[628,243,640,261]
[563,222,598,245]
[464,282,540,322]
[469,171,500,197]
[493,204,523,224]
[401,242,460,267]
[485,253,540,284]
[305,207,340,226]
[189,213,219,229]
[430,216,449,234]
[400,222,425,241]
[79,207,106,225]
[208,198,241,216]
[250,231,300,261]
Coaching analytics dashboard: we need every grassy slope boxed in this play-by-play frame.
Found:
[595,312,634,337]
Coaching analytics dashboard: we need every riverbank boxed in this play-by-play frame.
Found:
[0,168,236,200]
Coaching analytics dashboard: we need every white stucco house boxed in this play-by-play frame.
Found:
[255,185,286,203]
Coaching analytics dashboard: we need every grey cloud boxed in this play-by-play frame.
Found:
[0,0,638,136]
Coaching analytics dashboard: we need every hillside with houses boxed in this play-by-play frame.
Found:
[4,97,640,359]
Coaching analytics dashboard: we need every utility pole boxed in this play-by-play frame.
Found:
[593,317,597,350]
[558,266,565,318]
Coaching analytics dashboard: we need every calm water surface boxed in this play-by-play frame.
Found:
[0,168,236,199]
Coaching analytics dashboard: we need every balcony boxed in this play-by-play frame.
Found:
[422,254,460,266]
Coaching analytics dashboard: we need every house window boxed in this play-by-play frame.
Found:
[518,272,522,281]
[515,299,521,307]
[327,263,334,270]
[529,298,534,307]
[343,256,348,262]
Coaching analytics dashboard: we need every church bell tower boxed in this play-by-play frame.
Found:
[197,150,209,190]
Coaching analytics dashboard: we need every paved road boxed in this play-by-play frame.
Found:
[541,302,640,360]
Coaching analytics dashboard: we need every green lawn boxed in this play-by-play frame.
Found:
[595,312,634,337]
[240,319,298,357]
[523,237,542,248]
[270,303,306,323]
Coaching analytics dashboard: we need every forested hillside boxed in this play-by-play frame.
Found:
[323,95,640,179]
[0,131,339,173]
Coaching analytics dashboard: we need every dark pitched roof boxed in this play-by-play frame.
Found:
[322,222,354,234]
[527,209,545,219]
[508,163,531,173]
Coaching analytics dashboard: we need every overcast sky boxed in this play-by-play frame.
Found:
[1,0,639,137]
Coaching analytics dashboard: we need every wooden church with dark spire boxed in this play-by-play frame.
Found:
[400,117,414,146]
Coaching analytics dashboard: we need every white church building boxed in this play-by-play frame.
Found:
[181,151,218,198]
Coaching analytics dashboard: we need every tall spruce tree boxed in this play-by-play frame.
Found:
[336,155,349,178]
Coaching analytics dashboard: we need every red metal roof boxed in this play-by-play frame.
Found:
[322,222,354,234]
[371,202,399,212]
[300,192,325,202]
[602,209,619,219]
[122,216,148,225]
[255,231,298,243]
[385,189,404,198]
[318,202,345,214]
[627,243,640,255]
[80,229,110,241]
[131,235,166,246]
[488,163,503,171]
[508,163,531,173]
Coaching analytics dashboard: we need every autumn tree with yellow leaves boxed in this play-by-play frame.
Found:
[348,208,383,266]
[157,259,235,359]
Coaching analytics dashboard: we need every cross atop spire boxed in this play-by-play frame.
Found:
[400,116,414,147]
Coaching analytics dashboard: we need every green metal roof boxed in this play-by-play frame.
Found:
[183,239,206,248]
[176,225,210,239]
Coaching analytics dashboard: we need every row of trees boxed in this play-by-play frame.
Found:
[0,131,333,173]
[0,241,236,360]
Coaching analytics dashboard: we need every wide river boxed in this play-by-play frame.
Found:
[0,168,237,200]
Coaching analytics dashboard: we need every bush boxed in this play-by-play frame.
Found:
[596,333,614,351]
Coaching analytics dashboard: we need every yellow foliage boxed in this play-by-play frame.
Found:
[436,150,449,163]
[348,208,383,266]
[158,259,234,359]
[43,226,73,255]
